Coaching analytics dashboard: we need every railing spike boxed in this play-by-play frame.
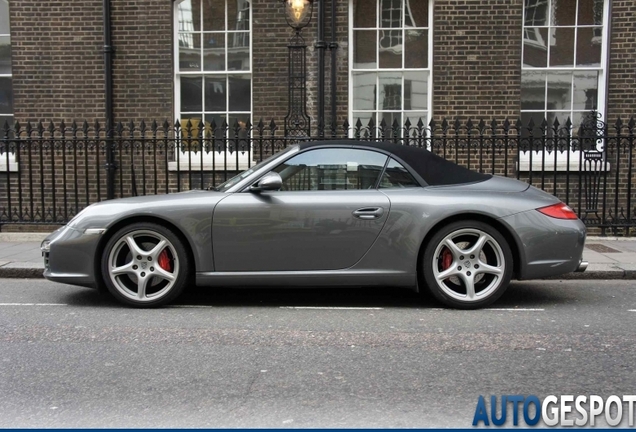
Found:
[1,119,9,137]
[116,121,124,136]
[527,117,535,129]
[615,117,624,129]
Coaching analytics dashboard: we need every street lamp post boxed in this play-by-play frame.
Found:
[281,0,314,138]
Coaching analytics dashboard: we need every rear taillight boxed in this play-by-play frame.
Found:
[537,203,578,220]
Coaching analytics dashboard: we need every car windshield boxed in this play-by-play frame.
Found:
[213,145,298,192]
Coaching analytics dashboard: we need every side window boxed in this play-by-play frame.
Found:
[379,158,420,188]
[273,148,388,191]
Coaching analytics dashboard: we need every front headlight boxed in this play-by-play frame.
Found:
[41,240,51,252]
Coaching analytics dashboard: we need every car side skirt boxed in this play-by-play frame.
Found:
[196,270,416,288]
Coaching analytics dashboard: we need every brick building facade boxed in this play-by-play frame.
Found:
[4,0,635,129]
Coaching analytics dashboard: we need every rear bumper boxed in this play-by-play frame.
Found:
[576,260,588,272]
[500,210,586,280]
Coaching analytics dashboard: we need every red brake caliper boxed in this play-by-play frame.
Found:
[441,248,453,272]
[158,249,173,273]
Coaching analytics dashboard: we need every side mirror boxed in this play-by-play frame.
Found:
[250,172,283,192]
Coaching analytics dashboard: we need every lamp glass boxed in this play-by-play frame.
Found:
[286,0,312,28]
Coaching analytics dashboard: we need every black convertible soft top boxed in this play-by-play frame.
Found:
[299,140,491,186]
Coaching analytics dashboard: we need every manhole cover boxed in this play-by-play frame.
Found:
[586,244,622,253]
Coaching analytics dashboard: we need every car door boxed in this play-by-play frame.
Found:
[212,147,391,272]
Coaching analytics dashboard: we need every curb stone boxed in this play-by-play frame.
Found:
[0,267,45,279]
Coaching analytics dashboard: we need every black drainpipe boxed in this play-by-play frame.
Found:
[103,0,116,199]
[316,0,326,137]
[328,0,338,135]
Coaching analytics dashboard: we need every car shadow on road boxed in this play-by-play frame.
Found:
[60,280,579,309]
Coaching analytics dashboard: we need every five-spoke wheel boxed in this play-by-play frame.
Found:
[422,221,513,309]
[101,223,189,307]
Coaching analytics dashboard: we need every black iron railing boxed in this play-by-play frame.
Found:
[1,114,635,235]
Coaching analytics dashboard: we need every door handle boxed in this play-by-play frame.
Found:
[353,207,384,220]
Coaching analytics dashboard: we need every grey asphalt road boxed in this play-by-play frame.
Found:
[0,279,635,428]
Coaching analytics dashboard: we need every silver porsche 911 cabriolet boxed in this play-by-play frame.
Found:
[41,140,587,309]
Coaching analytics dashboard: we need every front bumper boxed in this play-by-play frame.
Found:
[41,225,104,288]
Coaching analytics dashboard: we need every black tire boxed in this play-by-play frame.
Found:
[101,222,190,307]
[421,220,513,309]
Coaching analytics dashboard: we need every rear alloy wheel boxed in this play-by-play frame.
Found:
[422,221,513,309]
[101,223,190,307]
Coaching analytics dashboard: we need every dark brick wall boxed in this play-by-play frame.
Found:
[110,0,173,123]
[252,0,323,135]
[252,0,347,135]
[326,0,349,131]
[8,1,636,127]
[252,0,295,130]
[9,0,173,125]
[10,1,105,123]
[432,0,523,120]
[606,0,636,123]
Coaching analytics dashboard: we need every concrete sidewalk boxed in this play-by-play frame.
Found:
[1,232,636,280]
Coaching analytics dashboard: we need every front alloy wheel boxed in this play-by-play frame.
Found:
[101,223,190,307]
[422,221,513,309]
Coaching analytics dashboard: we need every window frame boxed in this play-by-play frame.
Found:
[520,0,610,171]
[0,0,15,172]
[236,145,426,193]
[523,0,549,48]
[172,0,253,172]
[348,0,434,138]
[272,147,391,192]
